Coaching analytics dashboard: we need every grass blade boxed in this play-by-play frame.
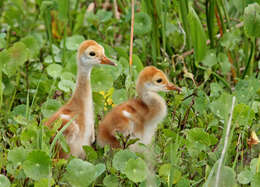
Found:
[50,115,78,157]
[178,0,191,49]
[215,96,236,187]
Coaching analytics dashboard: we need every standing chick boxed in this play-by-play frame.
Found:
[45,40,116,159]
[97,66,181,149]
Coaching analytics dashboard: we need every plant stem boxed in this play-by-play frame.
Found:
[128,0,134,98]
[242,38,255,78]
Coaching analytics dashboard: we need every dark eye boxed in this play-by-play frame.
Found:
[156,78,162,83]
[89,51,96,56]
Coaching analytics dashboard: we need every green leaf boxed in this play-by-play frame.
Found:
[11,104,27,117]
[209,93,232,120]
[210,82,224,98]
[250,158,259,175]
[23,150,51,180]
[34,178,55,187]
[218,53,231,75]
[103,175,119,187]
[21,35,41,59]
[132,54,144,76]
[0,35,6,49]
[58,79,75,92]
[0,50,11,69]
[176,177,190,187]
[134,12,152,35]
[251,172,260,187]
[0,175,10,187]
[205,166,236,187]
[91,68,113,92]
[125,158,148,183]
[220,30,241,50]
[96,10,113,22]
[93,92,105,114]
[119,57,129,75]
[235,76,260,104]
[244,3,260,37]
[57,0,69,21]
[202,50,217,68]
[112,89,127,104]
[64,158,104,187]
[99,63,122,81]
[188,5,207,62]
[186,128,217,146]
[9,42,28,66]
[66,35,85,51]
[233,104,255,127]
[237,169,253,184]
[41,99,62,118]
[60,72,75,81]
[8,147,28,167]
[83,145,98,163]
[159,164,182,184]
[46,64,63,79]
[194,89,209,114]
[115,48,128,60]
[94,163,106,178]
[3,42,29,76]
[112,150,137,173]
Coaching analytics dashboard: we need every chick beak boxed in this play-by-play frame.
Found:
[166,82,182,92]
[101,56,117,66]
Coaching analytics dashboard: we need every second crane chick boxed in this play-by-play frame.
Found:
[97,66,181,149]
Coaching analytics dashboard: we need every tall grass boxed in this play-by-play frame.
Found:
[215,96,236,187]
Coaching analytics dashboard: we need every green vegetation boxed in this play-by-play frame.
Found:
[0,0,260,186]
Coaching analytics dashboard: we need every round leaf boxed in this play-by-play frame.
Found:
[96,10,113,22]
[64,159,97,187]
[46,64,63,79]
[251,172,260,187]
[23,150,51,180]
[112,89,127,104]
[8,147,28,167]
[58,79,75,92]
[0,175,10,187]
[134,12,152,35]
[41,99,62,118]
[91,68,113,92]
[103,175,119,187]
[250,158,259,175]
[93,92,105,114]
[66,35,85,51]
[238,169,253,184]
[21,35,40,58]
[61,72,75,81]
[202,50,217,68]
[9,42,28,66]
[112,150,137,173]
[125,158,148,183]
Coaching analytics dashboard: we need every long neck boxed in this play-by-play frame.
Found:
[68,66,92,109]
[138,87,167,120]
[140,91,165,108]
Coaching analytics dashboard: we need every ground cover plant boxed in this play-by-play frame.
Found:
[0,0,260,186]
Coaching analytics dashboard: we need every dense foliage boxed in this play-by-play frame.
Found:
[0,0,260,186]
